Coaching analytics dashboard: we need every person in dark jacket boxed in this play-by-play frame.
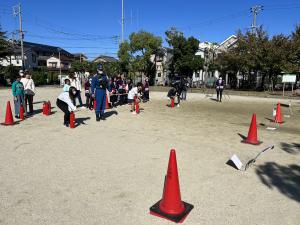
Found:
[216,77,224,102]
[91,64,108,121]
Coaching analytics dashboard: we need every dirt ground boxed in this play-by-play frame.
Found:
[0,87,299,225]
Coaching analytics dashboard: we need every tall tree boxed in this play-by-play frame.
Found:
[165,27,203,78]
[0,27,11,60]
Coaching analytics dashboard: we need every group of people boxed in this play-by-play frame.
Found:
[57,64,148,126]
[12,70,36,118]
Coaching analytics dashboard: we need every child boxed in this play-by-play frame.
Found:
[63,78,71,92]
[56,86,77,127]
[128,82,143,114]
[167,86,180,107]
[12,75,25,119]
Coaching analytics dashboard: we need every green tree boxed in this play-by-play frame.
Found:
[0,27,11,59]
[118,41,131,74]
[165,27,203,78]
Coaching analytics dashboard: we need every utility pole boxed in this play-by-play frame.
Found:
[58,48,62,76]
[13,3,24,69]
[250,5,263,34]
[121,0,124,42]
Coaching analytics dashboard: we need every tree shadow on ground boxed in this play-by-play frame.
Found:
[256,162,300,203]
[280,142,300,155]
[75,117,91,127]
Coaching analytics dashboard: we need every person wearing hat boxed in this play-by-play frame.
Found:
[91,64,108,121]
[216,76,224,102]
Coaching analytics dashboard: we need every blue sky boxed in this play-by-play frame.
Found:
[0,0,299,60]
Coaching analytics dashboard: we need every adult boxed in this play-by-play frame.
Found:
[56,86,77,127]
[69,72,84,108]
[12,74,25,119]
[143,77,150,101]
[216,77,224,102]
[91,64,108,121]
[21,70,35,115]
[116,74,126,105]
[180,77,188,101]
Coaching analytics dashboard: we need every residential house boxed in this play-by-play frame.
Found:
[74,53,88,62]
[47,54,73,71]
[150,48,173,86]
[92,55,118,64]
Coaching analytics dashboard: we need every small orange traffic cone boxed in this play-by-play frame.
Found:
[242,114,262,145]
[45,102,50,116]
[105,94,110,109]
[273,102,284,124]
[150,149,193,223]
[70,112,75,129]
[42,102,46,115]
[1,101,15,126]
[20,105,25,120]
[171,98,175,108]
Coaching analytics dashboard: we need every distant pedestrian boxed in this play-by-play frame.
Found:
[70,72,84,108]
[180,77,188,100]
[216,77,224,102]
[144,77,150,101]
[21,70,35,115]
[12,74,25,119]
[63,78,71,92]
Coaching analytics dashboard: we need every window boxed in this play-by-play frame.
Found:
[32,54,36,63]
[195,73,200,78]
[49,62,57,68]
[158,73,161,77]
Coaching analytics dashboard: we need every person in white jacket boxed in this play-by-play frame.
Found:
[70,72,84,108]
[56,86,77,127]
[20,70,35,115]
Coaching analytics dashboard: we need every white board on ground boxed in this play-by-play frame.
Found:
[230,154,243,170]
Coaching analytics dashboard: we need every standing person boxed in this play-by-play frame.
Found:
[91,64,108,121]
[56,87,77,127]
[84,75,92,109]
[216,77,224,102]
[70,72,84,108]
[116,74,125,105]
[21,70,35,115]
[143,77,150,101]
[12,74,25,119]
[180,77,188,101]
[128,82,143,114]
[109,77,117,107]
[63,78,71,92]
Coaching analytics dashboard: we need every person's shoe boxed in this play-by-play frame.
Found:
[80,106,86,109]
[96,116,100,122]
[132,111,137,115]
[15,115,20,119]
[177,104,180,107]
[100,115,106,120]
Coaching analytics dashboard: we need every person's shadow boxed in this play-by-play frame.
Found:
[75,117,91,127]
[103,110,118,119]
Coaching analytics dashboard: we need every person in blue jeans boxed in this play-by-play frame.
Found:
[12,75,25,118]
[91,64,108,121]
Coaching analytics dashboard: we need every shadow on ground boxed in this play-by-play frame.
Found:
[104,110,118,119]
[75,117,91,127]
[280,142,300,155]
[256,162,300,203]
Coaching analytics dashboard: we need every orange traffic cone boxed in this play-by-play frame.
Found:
[1,101,15,126]
[20,105,25,120]
[171,98,175,108]
[273,102,284,124]
[45,102,50,116]
[242,114,262,145]
[70,112,75,129]
[150,149,193,223]
[105,94,110,109]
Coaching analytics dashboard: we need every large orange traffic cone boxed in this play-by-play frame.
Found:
[171,98,175,108]
[242,114,262,145]
[45,102,50,116]
[150,149,194,223]
[42,102,46,115]
[1,101,15,126]
[273,102,284,123]
[105,94,110,109]
[47,101,52,115]
[20,105,25,120]
[70,112,75,129]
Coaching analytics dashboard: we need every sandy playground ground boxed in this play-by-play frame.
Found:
[0,87,299,225]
